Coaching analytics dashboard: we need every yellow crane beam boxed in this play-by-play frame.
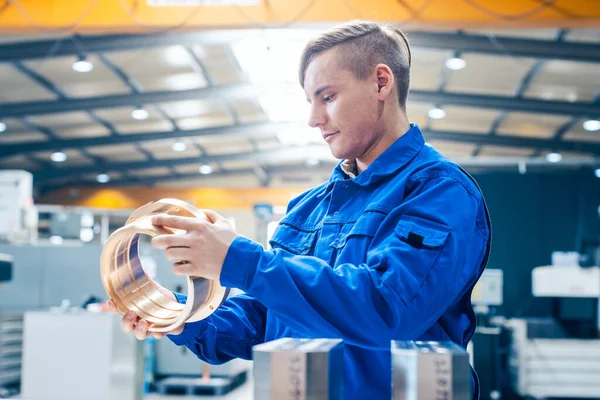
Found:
[39,187,308,210]
[0,0,598,34]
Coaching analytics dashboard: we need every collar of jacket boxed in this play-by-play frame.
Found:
[329,123,425,187]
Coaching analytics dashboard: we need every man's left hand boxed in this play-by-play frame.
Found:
[150,210,238,281]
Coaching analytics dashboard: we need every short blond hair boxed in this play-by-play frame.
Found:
[299,20,412,107]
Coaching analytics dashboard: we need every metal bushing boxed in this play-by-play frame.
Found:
[100,198,229,333]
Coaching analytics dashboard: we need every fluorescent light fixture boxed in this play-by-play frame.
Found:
[132,108,149,120]
[96,174,110,183]
[50,151,67,162]
[595,168,600,179]
[199,165,213,175]
[446,57,467,70]
[546,152,562,163]
[428,108,446,119]
[80,228,94,243]
[72,57,94,73]
[0,122,6,133]
[583,119,600,132]
[172,141,187,152]
[306,158,320,166]
[81,213,94,228]
[49,235,63,245]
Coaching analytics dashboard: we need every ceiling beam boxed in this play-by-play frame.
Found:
[33,145,327,184]
[30,128,600,185]
[1,30,599,64]
[40,162,333,190]
[5,125,600,169]
[39,154,600,191]
[0,84,598,120]
[0,121,295,158]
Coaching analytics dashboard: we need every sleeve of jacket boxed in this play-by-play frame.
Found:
[167,293,267,364]
[218,176,489,350]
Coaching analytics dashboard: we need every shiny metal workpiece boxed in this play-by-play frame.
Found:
[100,198,229,333]
[253,338,344,400]
[392,341,471,400]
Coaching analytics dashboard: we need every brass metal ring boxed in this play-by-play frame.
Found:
[100,198,229,333]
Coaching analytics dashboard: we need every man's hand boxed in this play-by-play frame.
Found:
[150,209,238,282]
[106,280,185,340]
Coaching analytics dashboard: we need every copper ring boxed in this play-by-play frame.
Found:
[100,198,229,333]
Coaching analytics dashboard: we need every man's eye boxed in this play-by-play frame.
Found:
[324,94,335,102]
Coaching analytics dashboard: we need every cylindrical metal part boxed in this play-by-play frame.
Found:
[392,341,471,400]
[100,198,229,333]
[253,338,344,400]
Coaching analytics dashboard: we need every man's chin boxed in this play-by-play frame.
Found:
[328,146,346,160]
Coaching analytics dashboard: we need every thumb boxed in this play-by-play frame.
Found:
[202,209,226,224]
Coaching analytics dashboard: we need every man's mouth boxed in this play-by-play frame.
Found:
[323,131,339,142]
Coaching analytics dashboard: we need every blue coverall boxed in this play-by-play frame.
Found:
[168,123,492,399]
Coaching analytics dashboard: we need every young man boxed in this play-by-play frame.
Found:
[112,20,491,399]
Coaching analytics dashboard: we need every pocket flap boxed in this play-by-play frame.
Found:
[395,218,449,248]
[330,212,385,249]
[269,223,317,255]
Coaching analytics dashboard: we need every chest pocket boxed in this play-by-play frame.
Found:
[269,223,318,255]
[329,212,386,264]
[391,216,450,304]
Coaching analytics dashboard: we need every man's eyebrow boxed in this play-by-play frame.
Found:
[314,85,332,97]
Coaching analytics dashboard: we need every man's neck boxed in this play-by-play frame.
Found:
[355,117,411,174]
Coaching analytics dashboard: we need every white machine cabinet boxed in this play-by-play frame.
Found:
[21,311,144,400]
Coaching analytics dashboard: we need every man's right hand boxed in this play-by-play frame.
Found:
[107,299,185,340]
[106,284,186,340]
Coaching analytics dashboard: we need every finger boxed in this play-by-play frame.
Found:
[165,246,192,262]
[107,299,116,311]
[134,319,149,340]
[202,209,225,224]
[172,261,197,276]
[151,234,193,250]
[121,311,138,334]
[153,332,167,340]
[151,215,198,231]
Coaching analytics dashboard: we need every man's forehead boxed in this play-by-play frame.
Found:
[304,49,349,92]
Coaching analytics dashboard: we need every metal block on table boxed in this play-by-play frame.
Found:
[392,341,471,400]
[253,338,344,400]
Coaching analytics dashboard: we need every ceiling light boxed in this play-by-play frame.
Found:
[199,165,213,175]
[595,168,600,179]
[428,108,446,119]
[445,57,467,70]
[72,56,94,73]
[0,122,6,133]
[546,152,562,163]
[306,158,320,166]
[172,142,187,152]
[80,228,94,243]
[583,119,600,132]
[50,151,67,162]
[132,108,149,120]
[96,174,110,183]
[49,235,63,245]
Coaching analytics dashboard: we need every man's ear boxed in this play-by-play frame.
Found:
[375,64,394,100]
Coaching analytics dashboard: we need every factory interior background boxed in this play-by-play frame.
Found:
[0,1,599,399]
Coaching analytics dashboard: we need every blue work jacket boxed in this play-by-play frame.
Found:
[169,123,491,399]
